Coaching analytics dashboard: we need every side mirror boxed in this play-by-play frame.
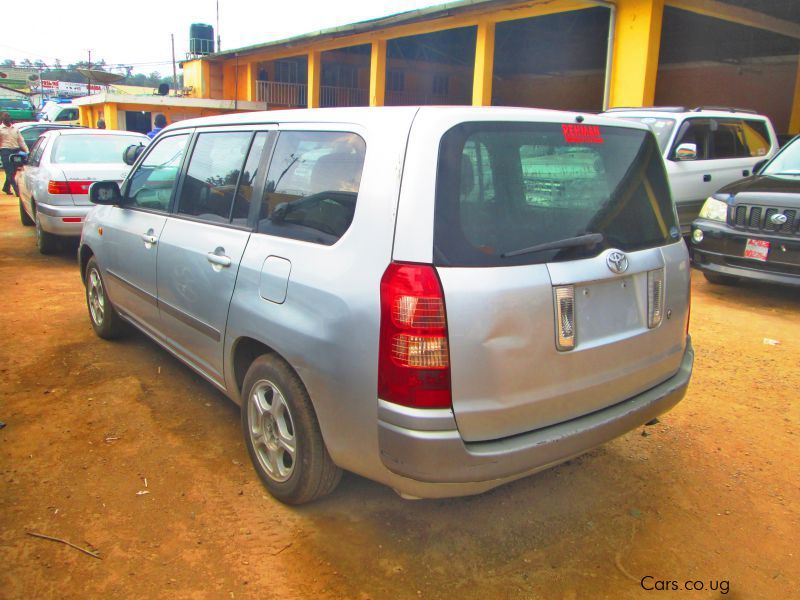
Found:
[89,181,123,205]
[752,159,767,175]
[123,143,146,166]
[10,153,28,167]
[674,143,697,161]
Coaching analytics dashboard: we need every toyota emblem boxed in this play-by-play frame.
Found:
[770,213,788,226]
[606,251,629,274]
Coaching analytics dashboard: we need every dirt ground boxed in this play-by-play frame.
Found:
[0,192,798,600]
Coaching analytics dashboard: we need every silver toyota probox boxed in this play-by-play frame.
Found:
[79,107,694,504]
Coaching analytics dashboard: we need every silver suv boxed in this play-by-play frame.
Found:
[602,107,778,233]
[79,107,694,504]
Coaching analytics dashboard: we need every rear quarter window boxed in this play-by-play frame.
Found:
[256,131,366,245]
[434,122,679,267]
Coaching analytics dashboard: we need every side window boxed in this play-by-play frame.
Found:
[29,138,47,167]
[710,119,749,159]
[673,119,711,160]
[741,119,771,157]
[176,131,253,222]
[257,131,366,245]
[126,134,190,211]
[231,132,269,225]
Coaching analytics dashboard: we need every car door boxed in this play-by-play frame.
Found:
[18,137,48,214]
[156,129,271,385]
[99,132,192,339]
[667,117,774,230]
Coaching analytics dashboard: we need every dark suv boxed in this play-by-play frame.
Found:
[690,135,800,287]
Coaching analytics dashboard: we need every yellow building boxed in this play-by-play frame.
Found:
[179,0,800,133]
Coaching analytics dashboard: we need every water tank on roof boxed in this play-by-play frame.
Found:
[190,23,215,55]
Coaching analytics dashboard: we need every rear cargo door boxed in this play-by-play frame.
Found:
[432,120,690,442]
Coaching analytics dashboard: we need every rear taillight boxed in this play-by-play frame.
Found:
[378,262,452,409]
[554,285,576,351]
[48,181,92,195]
[647,268,665,329]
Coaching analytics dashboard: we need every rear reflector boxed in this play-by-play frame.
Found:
[647,268,665,329]
[61,217,82,223]
[554,285,576,351]
[379,262,452,409]
[48,180,92,195]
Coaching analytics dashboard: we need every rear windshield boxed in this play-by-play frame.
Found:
[434,122,679,267]
[51,134,145,164]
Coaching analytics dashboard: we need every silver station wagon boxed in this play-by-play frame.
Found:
[79,107,694,504]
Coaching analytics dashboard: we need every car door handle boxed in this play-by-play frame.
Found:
[206,252,232,268]
[140,234,158,245]
[703,174,712,182]
[742,169,750,177]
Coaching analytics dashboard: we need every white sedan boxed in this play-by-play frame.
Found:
[17,129,149,254]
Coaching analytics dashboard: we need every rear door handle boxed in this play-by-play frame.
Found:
[140,233,158,245]
[206,252,232,268]
[703,174,712,182]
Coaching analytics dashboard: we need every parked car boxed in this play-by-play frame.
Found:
[38,101,80,125]
[602,107,778,234]
[16,129,149,253]
[0,96,36,121]
[15,121,83,152]
[78,107,694,504]
[690,134,800,287]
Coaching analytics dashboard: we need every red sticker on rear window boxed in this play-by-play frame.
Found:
[562,124,604,144]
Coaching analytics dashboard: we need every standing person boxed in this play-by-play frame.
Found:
[147,113,167,139]
[97,116,106,129]
[0,112,28,196]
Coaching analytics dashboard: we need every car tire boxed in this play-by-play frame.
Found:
[703,272,739,286]
[241,354,341,505]
[19,200,33,226]
[34,211,58,254]
[84,257,125,339]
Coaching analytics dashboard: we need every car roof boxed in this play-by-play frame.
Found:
[41,128,149,139]
[603,107,768,120]
[158,105,652,135]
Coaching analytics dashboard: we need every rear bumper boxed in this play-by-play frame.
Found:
[690,219,800,287]
[378,338,693,485]
[36,203,90,236]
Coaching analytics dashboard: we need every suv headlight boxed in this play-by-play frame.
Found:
[698,197,728,222]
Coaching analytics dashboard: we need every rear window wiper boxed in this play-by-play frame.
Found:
[501,233,605,258]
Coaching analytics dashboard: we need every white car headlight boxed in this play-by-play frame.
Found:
[698,197,728,222]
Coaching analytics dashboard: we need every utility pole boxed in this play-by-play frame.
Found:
[216,0,221,52]
[171,34,178,96]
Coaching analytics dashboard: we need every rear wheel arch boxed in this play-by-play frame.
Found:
[79,245,95,283]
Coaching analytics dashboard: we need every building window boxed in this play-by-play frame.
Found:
[275,60,301,84]
[322,64,358,88]
[433,74,449,96]
[387,69,404,92]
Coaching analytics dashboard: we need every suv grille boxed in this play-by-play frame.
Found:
[729,205,799,237]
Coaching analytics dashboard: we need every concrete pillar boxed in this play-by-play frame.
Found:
[308,50,321,108]
[608,0,665,108]
[370,40,387,107]
[790,55,800,134]
[472,21,496,106]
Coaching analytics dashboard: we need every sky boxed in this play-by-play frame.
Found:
[1,0,445,74]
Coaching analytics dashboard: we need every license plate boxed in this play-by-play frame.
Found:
[744,238,769,262]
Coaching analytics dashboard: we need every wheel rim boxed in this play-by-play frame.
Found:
[87,268,105,326]
[248,379,297,483]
